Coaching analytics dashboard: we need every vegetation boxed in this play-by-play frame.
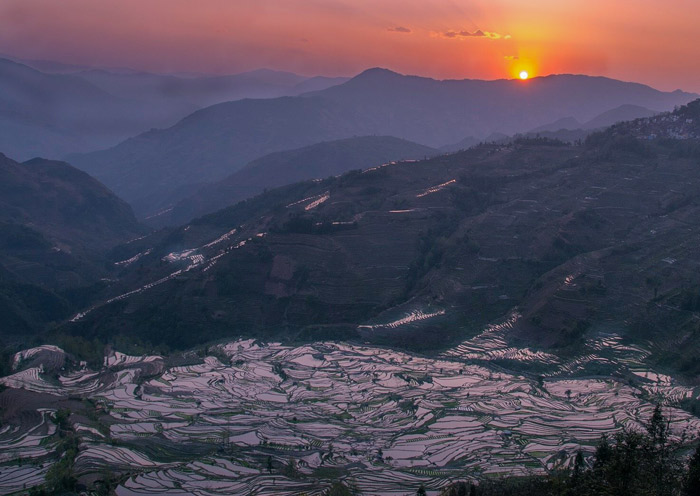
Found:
[45,409,79,493]
[439,406,698,496]
[323,481,360,496]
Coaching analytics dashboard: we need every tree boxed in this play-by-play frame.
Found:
[417,484,427,496]
[324,481,355,496]
[572,449,585,485]
[437,407,694,496]
[684,445,700,496]
[593,434,611,469]
[647,404,668,448]
[283,458,300,479]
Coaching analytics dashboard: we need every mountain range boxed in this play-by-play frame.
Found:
[56,101,700,378]
[0,57,347,161]
[531,104,660,133]
[154,135,438,226]
[3,58,700,378]
[68,68,697,217]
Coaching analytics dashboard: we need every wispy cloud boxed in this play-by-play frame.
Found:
[387,26,411,33]
[504,55,519,60]
[441,29,505,40]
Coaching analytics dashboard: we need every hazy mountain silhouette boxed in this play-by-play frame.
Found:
[0,57,348,161]
[304,69,693,142]
[0,58,139,160]
[582,104,659,129]
[70,68,697,217]
[75,68,347,113]
[531,104,660,133]
[155,136,438,226]
[0,52,96,73]
[530,116,584,133]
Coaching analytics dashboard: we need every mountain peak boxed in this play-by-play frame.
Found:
[353,67,403,80]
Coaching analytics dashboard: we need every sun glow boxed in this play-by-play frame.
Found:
[519,70,529,80]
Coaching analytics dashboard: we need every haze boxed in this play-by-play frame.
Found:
[1,0,699,91]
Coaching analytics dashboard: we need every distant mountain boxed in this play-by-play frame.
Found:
[603,99,700,139]
[70,69,697,217]
[68,96,361,215]
[0,53,96,74]
[74,68,348,112]
[439,136,481,153]
[0,58,140,160]
[0,57,348,161]
[447,106,662,149]
[439,133,511,153]
[304,69,694,142]
[0,153,144,337]
[62,101,700,378]
[156,136,438,226]
[0,57,215,161]
[583,104,659,129]
[530,116,583,133]
[531,104,660,134]
[291,75,351,94]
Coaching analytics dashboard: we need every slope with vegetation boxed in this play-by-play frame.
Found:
[53,100,700,379]
[438,406,700,496]
[0,153,144,342]
[157,135,438,226]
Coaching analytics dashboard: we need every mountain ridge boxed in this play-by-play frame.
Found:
[0,152,145,337]
[0,57,350,162]
[60,101,700,378]
[154,135,438,226]
[69,69,697,217]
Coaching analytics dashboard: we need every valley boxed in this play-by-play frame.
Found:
[2,52,700,496]
[3,4,700,495]
[2,320,698,495]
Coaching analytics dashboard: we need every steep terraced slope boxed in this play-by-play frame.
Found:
[156,135,438,226]
[63,102,700,376]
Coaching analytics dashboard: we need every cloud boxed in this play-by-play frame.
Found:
[441,29,503,40]
[504,55,519,60]
[388,26,411,33]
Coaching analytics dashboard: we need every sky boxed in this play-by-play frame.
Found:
[1,0,699,92]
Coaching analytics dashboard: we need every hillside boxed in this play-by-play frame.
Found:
[69,69,697,217]
[156,136,438,226]
[0,153,144,337]
[62,101,700,378]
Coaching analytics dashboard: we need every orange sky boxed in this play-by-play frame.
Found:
[1,0,699,91]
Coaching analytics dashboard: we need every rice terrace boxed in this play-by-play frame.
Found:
[2,313,699,494]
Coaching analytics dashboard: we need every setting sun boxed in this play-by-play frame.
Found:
[519,70,529,80]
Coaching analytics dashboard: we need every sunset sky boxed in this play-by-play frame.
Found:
[1,0,699,91]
